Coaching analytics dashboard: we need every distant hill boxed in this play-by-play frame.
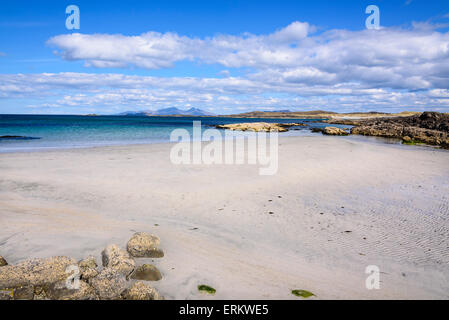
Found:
[117,107,214,117]
[222,110,421,119]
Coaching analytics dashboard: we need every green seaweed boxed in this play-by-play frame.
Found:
[291,289,315,298]
[198,285,216,294]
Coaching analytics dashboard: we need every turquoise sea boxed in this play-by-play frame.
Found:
[0,115,344,152]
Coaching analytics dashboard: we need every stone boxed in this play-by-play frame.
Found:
[0,256,76,289]
[78,256,99,280]
[13,285,34,299]
[90,267,127,300]
[121,281,163,300]
[0,290,13,300]
[131,264,162,281]
[46,280,98,300]
[215,122,304,132]
[127,232,164,258]
[102,244,135,277]
[322,127,349,136]
[0,256,7,267]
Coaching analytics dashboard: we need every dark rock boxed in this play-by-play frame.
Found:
[13,285,34,300]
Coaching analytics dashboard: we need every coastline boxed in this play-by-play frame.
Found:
[1,136,448,299]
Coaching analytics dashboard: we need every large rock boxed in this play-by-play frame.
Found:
[0,256,76,289]
[121,281,163,300]
[0,256,7,267]
[127,232,164,258]
[102,244,135,277]
[131,264,162,281]
[90,267,128,300]
[45,280,98,300]
[322,127,349,136]
[78,256,99,281]
[215,122,305,132]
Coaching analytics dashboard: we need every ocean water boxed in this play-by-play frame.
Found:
[0,115,341,152]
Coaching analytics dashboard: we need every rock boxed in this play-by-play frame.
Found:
[0,290,13,300]
[78,256,99,280]
[46,280,98,300]
[0,256,76,289]
[402,136,412,142]
[13,285,35,300]
[344,112,449,149]
[90,267,127,300]
[215,122,302,132]
[0,256,7,267]
[131,264,162,281]
[102,244,135,277]
[322,127,349,136]
[121,281,163,300]
[127,232,164,258]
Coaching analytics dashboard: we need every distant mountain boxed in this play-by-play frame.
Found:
[153,107,215,116]
[117,107,215,116]
[117,111,152,116]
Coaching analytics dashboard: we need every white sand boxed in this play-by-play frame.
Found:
[0,136,448,299]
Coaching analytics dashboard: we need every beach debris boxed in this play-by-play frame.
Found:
[122,281,163,300]
[127,232,164,258]
[102,244,135,277]
[90,267,128,300]
[198,284,216,295]
[131,264,162,281]
[0,256,7,267]
[291,289,315,298]
[78,255,99,281]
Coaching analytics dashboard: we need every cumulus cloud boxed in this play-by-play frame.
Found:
[47,21,449,92]
[1,21,448,113]
[0,72,448,114]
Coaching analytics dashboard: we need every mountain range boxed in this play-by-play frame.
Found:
[117,107,215,117]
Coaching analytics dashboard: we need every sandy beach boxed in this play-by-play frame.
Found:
[1,136,448,299]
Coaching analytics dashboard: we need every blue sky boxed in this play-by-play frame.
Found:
[1,0,449,114]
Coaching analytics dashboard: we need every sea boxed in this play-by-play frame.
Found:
[0,114,348,152]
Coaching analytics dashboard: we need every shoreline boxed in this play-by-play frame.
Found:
[1,136,448,299]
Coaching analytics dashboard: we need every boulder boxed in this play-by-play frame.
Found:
[121,281,163,300]
[78,256,99,280]
[89,267,127,300]
[0,256,76,289]
[102,244,135,277]
[0,256,7,267]
[127,232,164,258]
[0,290,12,300]
[13,285,34,300]
[46,280,98,300]
[131,264,162,281]
[322,127,349,136]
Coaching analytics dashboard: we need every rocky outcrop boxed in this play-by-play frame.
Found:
[323,127,349,136]
[122,281,163,300]
[78,256,99,281]
[349,112,449,148]
[216,122,305,132]
[0,232,166,300]
[127,232,164,258]
[0,256,7,267]
[131,264,162,281]
[102,244,135,277]
[0,256,76,289]
[89,267,128,300]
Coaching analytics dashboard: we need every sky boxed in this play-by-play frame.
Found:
[0,0,449,115]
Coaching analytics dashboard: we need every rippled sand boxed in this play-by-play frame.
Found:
[0,136,448,299]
